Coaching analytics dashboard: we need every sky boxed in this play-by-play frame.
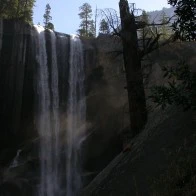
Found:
[33,0,170,34]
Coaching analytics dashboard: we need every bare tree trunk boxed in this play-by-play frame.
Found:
[119,0,147,137]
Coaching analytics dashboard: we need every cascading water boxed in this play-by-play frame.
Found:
[34,25,85,196]
[50,30,61,194]
[34,26,60,196]
[66,35,86,196]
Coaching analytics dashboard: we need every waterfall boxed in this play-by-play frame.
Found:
[50,30,60,194]
[66,35,86,196]
[34,26,85,196]
[34,26,60,196]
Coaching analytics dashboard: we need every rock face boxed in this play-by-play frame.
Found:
[82,35,128,174]
[0,20,35,153]
[81,107,194,196]
[0,20,71,153]
[81,41,196,195]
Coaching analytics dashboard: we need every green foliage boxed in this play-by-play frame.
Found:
[99,19,110,34]
[43,3,54,30]
[0,0,35,24]
[77,3,95,37]
[47,22,54,31]
[88,19,96,37]
[168,0,196,41]
[150,60,195,110]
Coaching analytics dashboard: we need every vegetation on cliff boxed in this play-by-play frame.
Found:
[77,3,96,38]
[43,3,54,30]
[0,0,35,24]
[150,60,196,110]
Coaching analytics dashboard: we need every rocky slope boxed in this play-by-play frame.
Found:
[81,106,194,196]
[81,41,196,195]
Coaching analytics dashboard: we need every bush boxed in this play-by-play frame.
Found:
[149,60,196,110]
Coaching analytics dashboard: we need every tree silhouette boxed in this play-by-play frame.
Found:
[43,3,54,30]
[77,3,95,37]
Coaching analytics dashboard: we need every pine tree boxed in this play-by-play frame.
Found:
[43,3,54,30]
[16,0,35,23]
[99,19,110,34]
[0,0,35,24]
[89,20,96,37]
[77,3,95,37]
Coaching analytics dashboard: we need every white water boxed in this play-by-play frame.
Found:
[34,26,86,196]
[66,35,86,196]
[34,26,60,196]
[50,30,60,194]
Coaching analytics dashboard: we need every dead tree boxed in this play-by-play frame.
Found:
[99,1,174,137]
[119,0,147,137]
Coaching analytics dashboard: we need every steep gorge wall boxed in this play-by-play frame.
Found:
[0,20,129,192]
[0,20,35,153]
[81,40,196,196]
[0,20,72,167]
[82,35,129,174]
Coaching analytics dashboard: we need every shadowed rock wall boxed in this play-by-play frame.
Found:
[0,20,129,193]
[0,20,35,153]
[0,20,71,163]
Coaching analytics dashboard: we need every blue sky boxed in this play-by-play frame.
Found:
[33,0,170,34]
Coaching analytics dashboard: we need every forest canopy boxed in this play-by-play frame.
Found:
[0,0,35,24]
